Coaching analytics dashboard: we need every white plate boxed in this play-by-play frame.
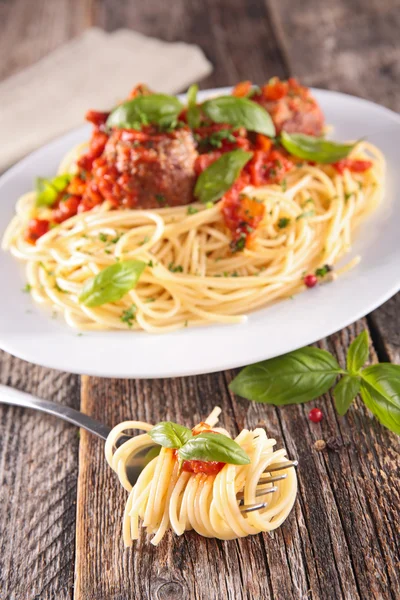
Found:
[1,88,399,378]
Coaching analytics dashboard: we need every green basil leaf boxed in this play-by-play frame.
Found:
[359,364,400,434]
[346,330,369,373]
[106,94,183,130]
[35,174,72,207]
[202,96,276,137]
[148,421,193,449]
[187,84,201,129]
[194,149,253,204]
[229,346,342,405]
[280,131,356,164]
[78,260,146,307]
[178,432,250,465]
[333,375,361,416]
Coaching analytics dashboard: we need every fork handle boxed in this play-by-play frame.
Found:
[0,384,111,441]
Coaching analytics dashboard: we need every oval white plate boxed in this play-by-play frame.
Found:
[1,88,399,378]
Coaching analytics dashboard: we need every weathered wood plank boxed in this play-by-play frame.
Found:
[0,2,88,599]
[75,321,399,600]
[368,295,400,364]
[0,0,92,80]
[0,351,80,600]
[267,0,400,112]
[95,0,290,89]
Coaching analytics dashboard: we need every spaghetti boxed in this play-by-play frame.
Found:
[105,407,297,546]
[1,79,385,333]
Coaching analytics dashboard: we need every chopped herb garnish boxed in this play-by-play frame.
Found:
[144,298,155,303]
[22,283,32,293]
[344,192,354,202]
[39,262,54,276]
[99,233,109,243]
[120,304,137,327]
[54,282,67,293]
[139,235,150,245]
[296,210,316,221]
[230,234,246,253]
[187,206,199,215]
[302,197,314,206]
[278,217,290,229]
[155,194,167,205]
[111,234,122,244]
[104,249,112,255]
[315,264,332,278]
[168,262,184,273]
[281,179,287,192]
[148,260,154,267]
[201,129,237,149]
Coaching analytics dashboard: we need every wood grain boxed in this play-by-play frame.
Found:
[0,352,80,600]
[0,0,92,81]
[95,0,290,88]
[267,0,400,112]
[0,0,399,599]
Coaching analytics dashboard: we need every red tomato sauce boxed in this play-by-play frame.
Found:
[26,79,330,245]
[332,158,372,174]
[175,422,225,476]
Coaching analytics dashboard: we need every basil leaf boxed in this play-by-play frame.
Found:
[178,432,250,465]
[106,94,183,130]
[35,174,72,207]
[229,347,342,405]
[346,330,369,373]
[280,131,355,164]
[194,149,253,204]
[78,260,146,307]
[359,364,400,434]
[333,375,361,416]
[187,84,201,129]
[148,421,193,449]
[202,96,276,137]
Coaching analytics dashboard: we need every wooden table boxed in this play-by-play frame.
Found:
[1,2,399,599]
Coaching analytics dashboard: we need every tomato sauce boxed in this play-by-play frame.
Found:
[176,422,226,476]
[26,78,331,246]
[332,158,372,174]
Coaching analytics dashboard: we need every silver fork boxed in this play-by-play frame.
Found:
[0,384,298,513]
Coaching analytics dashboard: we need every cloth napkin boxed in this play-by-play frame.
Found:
[0,28,212,171]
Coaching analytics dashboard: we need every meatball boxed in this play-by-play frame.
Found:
[104,128,198,208]
[255,78,325,137]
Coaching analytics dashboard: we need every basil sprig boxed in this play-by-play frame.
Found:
[230,330,400,435]
[280,131,355,164]
[187,84,201,129]
[147,421,250,465]
[78,260,146,307]
[194,149,253,204]
[178,432,250,465]
[202,96,276,137]
[148,422,193,448]
[35,174,72,207]
[106,94,183,130]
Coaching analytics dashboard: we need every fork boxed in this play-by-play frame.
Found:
[0,384,298,513]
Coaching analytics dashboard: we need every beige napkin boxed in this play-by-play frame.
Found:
[0,28,212,171]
